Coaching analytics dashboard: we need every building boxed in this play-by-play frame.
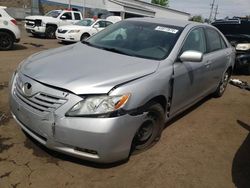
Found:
[0,0,190,20]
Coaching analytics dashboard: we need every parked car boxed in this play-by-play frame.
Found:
[56,18,114,42]
[10,18,235,163]
[25,9,83,39]
[212,17,250,74]
[0,6,21,50]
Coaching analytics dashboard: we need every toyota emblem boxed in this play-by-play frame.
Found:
[22,82,33,97]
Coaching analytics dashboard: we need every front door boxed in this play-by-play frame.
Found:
[170,27,208,116]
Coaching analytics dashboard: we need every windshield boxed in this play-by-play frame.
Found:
[45,10,62,18]
[74,19,94,26]
[86,20,183,60]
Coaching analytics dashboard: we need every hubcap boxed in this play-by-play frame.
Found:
[136,120,154,143]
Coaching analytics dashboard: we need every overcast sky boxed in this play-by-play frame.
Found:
[145,0,250,19]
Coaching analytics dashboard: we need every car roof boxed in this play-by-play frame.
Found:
[126,17,206,28]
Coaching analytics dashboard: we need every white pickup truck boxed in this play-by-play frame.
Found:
[25,9,83,38]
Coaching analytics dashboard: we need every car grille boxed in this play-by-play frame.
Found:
[57,29,68,34]
[25,19,42,27]
[14,77,67,113]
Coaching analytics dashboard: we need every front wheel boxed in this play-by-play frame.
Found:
[213,69,231,97]
[80,33,90,41]
[0,31,14,50]
[131,103,165,154]
[45,26,56,39]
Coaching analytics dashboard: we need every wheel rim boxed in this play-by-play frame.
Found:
[81,35,88,41]
[0,34,12,49]
[134,113,157,148]
[47,28,55,38]
[219,71,229,93]
[136,120,154,142]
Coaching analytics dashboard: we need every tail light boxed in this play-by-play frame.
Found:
[11,19,17,25]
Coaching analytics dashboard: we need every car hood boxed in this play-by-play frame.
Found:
[20,43,160,94]
[25,15,56,22]
[58,25,90,30]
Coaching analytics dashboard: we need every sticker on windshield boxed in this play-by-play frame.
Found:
[155,26,179,34]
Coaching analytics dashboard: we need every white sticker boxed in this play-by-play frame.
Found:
[155,26,179,34]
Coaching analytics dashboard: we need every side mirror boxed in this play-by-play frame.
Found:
[93,24,100,28]
[60,15,67,20]
[180,50,203,62]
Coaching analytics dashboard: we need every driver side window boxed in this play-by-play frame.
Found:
[181,28,206,54]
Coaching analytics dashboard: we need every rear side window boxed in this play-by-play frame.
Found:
[205,28,226,52]
[220,37,227,48]
[74,13,81,20]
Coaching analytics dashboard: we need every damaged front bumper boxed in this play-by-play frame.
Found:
[9,73,146,163]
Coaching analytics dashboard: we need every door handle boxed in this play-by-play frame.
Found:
[205,61,212,67]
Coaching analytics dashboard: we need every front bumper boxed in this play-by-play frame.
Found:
[10,73,146,163]
[56,32,80,42]
[25,24,46,34]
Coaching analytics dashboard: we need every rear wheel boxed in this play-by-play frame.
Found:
[45,26,56,39]
[131,103,164,154]
[213,69,231,97]
[80,33,90,41]
[0,31,14,50]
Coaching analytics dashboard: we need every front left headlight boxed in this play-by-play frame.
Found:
[66,94,130,117]
[236,43,250,51]
[68,30,81,33]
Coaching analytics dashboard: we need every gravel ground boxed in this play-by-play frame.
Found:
[0,24,250,188]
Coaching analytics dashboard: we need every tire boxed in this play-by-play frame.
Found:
[213,69,231,97]
[80,33,90,41]
[0,31,14,50]
[131,103,165,154]
[45,26,56,39]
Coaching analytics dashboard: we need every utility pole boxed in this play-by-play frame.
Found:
[208,0,215,23]
[68,0,71,9]
[214,4,219,21]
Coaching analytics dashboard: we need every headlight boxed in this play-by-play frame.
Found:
[66,94,130,117]
[236,43,250,51]
[68,30,80,33]
[41,21,46,27]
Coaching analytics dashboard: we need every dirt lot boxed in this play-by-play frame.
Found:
[0,25,250,188]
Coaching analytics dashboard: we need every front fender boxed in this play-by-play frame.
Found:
[109,63,173,112]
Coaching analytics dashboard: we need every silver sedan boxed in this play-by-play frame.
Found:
[10,18,235,163]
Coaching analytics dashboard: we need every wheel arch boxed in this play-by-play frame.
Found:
[46,23,58,30]
[0,29,16,40]
[146,95,167,112]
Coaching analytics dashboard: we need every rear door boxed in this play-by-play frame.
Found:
[204,27,230,92]
[171,27,209,115]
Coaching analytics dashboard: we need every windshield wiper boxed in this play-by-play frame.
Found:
[100,47,136,57]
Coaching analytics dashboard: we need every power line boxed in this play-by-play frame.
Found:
[208,0,215,23]
[214,4,219,20]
